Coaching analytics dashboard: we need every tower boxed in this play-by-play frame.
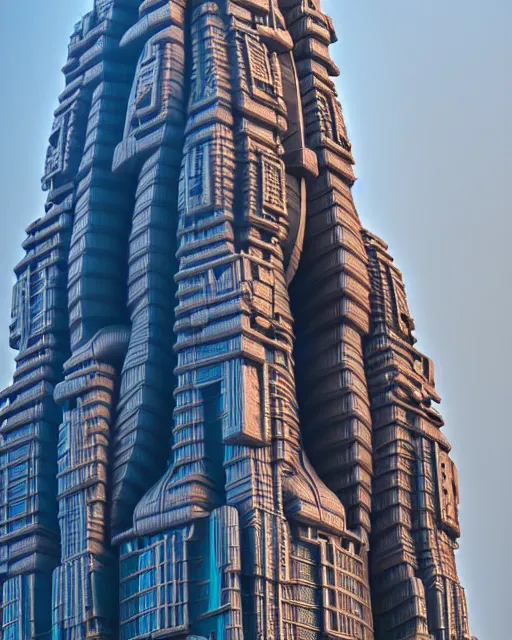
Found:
[0,2,471,639]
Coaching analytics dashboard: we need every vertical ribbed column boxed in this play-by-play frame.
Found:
[362,230,471,640]
[116,3,243,637]
[152,0,239,529]
[51,2,140,638]
[220,1,347,634]
[109,0,188,534]
[281,0,374,545]
[222,4,293,635]
[364,231,430,640]
[53,354,122,639]
[0,5,102,636]
[110,148,183,529]
[67,52,137,350]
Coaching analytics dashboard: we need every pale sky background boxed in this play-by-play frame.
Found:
[0,1,509,638]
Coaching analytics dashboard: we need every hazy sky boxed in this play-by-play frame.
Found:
[0,2,510,638]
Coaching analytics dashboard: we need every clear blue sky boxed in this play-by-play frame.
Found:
[0,2,510,637]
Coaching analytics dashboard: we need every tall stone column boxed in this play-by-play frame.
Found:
[362,230,471,640]
[51,2,140,638]
[282,0,374,546]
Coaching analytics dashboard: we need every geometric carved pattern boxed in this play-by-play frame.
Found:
[246,34,275,98]
[262,155,286,213]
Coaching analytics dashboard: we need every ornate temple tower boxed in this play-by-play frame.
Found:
[0,1,472,639]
